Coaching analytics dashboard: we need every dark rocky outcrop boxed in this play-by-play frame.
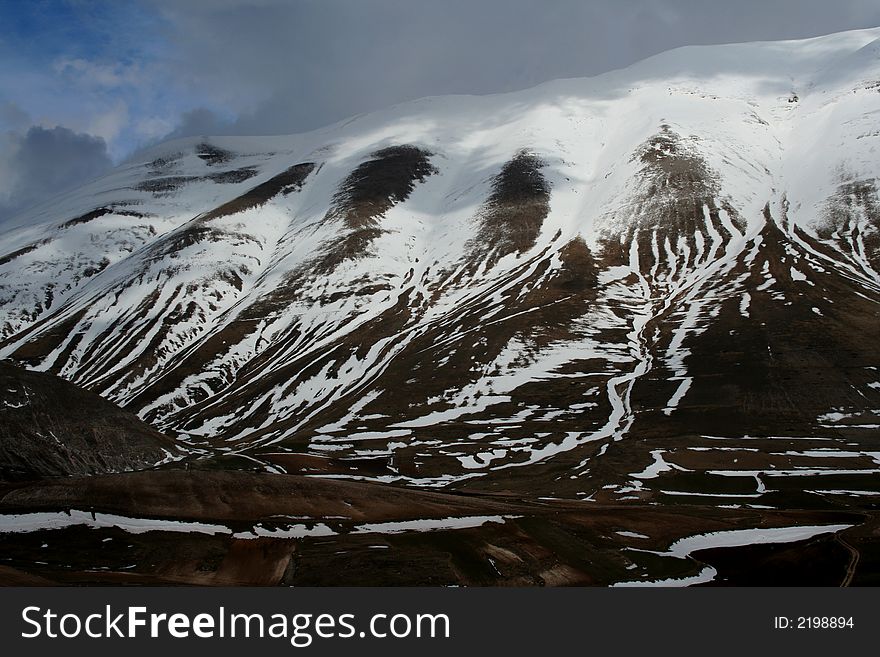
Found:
[0,361,179,481]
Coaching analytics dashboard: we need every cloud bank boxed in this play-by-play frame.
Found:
[2,0,880,226]
[0,126,113,227]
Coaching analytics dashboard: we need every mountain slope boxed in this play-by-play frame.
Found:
[0,27,878,506]
[0,361,180,480]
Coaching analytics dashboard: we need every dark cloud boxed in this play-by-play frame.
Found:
[4,0,880,218]
[164,107,234,140]
[123,107,236,162]
[153,0,880,138]
[0,125,113,226]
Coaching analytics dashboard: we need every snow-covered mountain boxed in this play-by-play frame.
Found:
[1,27,879,506]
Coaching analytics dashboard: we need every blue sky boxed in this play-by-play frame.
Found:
[0,0,192,156]
[2,0,880,226]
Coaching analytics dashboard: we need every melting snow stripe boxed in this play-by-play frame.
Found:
[660,523,852,560]
[612,523,851,587]
[612,566,717,588]
[352,515,516,534]
[0,510,518,538]
[0,510,231,535]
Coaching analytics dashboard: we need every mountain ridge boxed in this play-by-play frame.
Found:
[0,26,877,507]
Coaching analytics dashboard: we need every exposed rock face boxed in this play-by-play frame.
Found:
[0,361,179,481]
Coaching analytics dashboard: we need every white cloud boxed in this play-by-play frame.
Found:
[86,100,130,145]
[133,115,176,141]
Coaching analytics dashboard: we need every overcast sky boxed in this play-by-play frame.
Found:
[2,0,880,225]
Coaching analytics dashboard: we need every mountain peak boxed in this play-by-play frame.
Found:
[0,27,877,505]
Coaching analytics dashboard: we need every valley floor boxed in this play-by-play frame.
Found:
[0,469,876,586]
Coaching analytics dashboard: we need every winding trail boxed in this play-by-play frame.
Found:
[835,533,859,587]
